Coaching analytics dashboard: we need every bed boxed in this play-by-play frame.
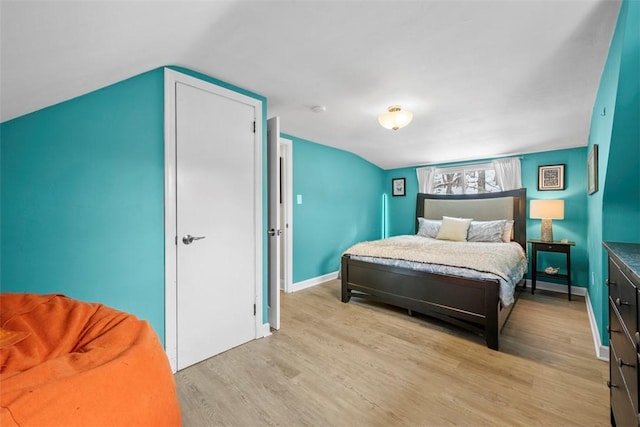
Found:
[341,188,527,350]
[0,293,182,426]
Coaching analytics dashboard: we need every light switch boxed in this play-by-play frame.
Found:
[297,194,302,205]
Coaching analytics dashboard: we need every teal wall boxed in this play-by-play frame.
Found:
[588,0,640,347]
[522,149,588,287]
[383,147,589,287]
[0,67,268,345]
[0,132,2,283]
[384,167,420,237]
[1,69,166,339]
[603,0,640,244]
[285,134,384,282]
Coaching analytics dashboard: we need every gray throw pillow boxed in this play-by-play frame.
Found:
[417,218,441,238]
[467,220,506,243]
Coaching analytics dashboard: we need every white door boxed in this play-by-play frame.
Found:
[280,138,293,293]
[267,117,280,330]
[173,78,258,371]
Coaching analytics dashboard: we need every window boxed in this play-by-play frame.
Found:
[416,157,521,194]
[431,163,500,195]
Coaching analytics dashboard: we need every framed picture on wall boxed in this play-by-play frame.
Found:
[392,178,406,197]
[588,144,599,195]
[538,164,565,191]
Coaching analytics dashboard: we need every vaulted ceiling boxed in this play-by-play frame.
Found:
[0,1,620,169]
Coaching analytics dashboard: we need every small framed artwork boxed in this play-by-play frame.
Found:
[538,164,565,191]
[587,144,599,195]
[392,178,406,197]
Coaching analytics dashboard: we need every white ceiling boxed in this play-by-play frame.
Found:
[0,0,620,169]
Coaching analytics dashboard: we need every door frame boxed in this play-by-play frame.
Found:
[267,117,280,330]
[163,68,264,373]
[280,137,294,293]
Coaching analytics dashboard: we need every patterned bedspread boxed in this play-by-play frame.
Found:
[344,235,528,306]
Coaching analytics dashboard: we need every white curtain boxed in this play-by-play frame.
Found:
[492,157,522,190]
[416,167,436,193]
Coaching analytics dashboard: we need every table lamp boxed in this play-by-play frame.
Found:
[530,199,564,242]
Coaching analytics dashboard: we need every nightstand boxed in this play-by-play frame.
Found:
[528,239,576,301]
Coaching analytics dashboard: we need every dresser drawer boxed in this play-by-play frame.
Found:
[610,258,638,333]
[610,304,639,411]
[611,344,639,427]
[605,243,640,427]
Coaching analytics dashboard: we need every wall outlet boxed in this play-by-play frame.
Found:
[297,194,302,205]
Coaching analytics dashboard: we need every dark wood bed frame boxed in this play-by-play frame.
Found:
[341,188,527,350]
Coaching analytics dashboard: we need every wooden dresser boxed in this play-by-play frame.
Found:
[604,242,640,426]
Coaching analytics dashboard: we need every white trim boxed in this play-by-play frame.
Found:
[280,137,293,293]
[529,279,587,296]
[289,271,339,293]
[253,100,264,342]
[260,323,272,338]
[164,69,178,372]
[585,291,609,361]
[164,68,263,373]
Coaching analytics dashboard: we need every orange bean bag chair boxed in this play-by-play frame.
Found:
[0,293,181,426]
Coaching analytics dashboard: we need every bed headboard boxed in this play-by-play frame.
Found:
[416,189,527,249]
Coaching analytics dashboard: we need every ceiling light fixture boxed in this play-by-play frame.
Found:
[378,105,413,131]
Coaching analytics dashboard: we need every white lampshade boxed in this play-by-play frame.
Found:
[530,200,564,219]
[378,106,413,130]
[530,199,564,242]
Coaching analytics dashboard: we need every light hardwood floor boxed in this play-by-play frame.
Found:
[175,280,609,426]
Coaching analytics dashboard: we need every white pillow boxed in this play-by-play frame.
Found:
[417,218,441,238]
[467,220,506,243]
[436,216,473,241]
[502,220,515,242]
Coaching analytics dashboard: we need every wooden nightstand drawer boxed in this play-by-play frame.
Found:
[537,243,565,253]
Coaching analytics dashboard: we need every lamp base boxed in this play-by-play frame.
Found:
[540,219,554,242]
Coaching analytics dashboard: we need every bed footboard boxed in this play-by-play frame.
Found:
[341,254,504,350]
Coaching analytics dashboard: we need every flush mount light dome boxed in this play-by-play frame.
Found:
[378,105,413,130]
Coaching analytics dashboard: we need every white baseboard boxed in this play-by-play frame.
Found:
[289,271,339,293]
[260,323,272,338]
[585,291,609,361]
[528,279,587,296]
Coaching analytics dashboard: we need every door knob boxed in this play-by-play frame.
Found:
[267,228,282,237]
[182,235,206,245]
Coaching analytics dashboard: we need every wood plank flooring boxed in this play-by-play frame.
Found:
[175,280,608,426]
